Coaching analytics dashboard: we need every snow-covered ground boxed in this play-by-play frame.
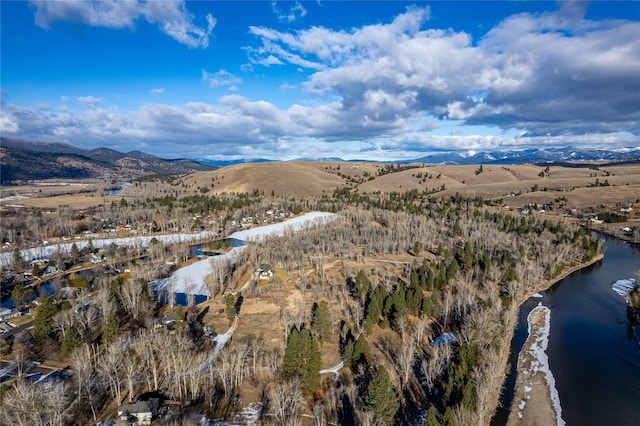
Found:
[0,212,338,270]
[611,278,637,297]
[229,211,337,242]
[150,212,337,297]
[518,304,565,426]
[0,195,30,203]
[151,247,244,297]
[0,232,216,268]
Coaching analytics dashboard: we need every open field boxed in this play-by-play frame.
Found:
[3,161,639,211]
[180,161,640,209]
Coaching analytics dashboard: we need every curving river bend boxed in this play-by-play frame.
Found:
[494,237,640,426]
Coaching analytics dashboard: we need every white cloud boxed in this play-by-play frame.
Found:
[150,88,165,96]
[247,6,640,137]
[1,98,637,161]
[77,95,102,109]
[5,5,639,160]
[272,1,307,23]
[201,69,242,89]
[279,83,296,91]
[30,0,215,48]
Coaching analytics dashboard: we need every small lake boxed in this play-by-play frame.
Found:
[494,237,640,425]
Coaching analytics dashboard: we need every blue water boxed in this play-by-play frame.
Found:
[494,238,640,425]
[189,238,245,257]
[1,282,54,309]
[153,291,208,307]
[545,239,640,425]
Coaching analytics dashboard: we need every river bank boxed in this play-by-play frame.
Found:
[506,305,563,426]
[489,253,604,425]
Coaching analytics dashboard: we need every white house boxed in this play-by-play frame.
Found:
[256,264,273,280]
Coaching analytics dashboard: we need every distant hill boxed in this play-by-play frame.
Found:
[179,159,640,209]
[0,137,216,183]
[408,147,640,165]
[200,147,640,167]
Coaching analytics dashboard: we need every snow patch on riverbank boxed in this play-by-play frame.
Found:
[229,211,337,242]
[0,231,217,267]
[611,278,637,297]
[150,212,337,298]
[518,304,565,426]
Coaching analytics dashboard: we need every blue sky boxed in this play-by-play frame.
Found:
[1,1,639,161]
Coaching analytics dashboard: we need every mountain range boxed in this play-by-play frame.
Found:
[0,137,216,183]
[1,137,638,183]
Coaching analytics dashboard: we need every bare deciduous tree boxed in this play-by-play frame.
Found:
[268,378,302,426]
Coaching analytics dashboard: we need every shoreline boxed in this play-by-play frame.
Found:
[488,253,604,425]
[505,305,564,426]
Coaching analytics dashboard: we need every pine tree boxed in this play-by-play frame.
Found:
[174,305,186,332]
[354,269,370,299]
[12,248,25,270]
[311,300,332,344]
[299,328,321,394]
[351,334,369,369]
[282,328,321,395]
[366,366,399,426]
[11,283,28,308]
[102,313,120,344]
[225,293,236,320]
[283,328,302,380]
[62,325,82,357]
[365,284,386,333]
[442,407,455,426]
[424,407,441,426]
[33,295,58,341]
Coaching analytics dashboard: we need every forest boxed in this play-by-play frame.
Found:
[0,181,602,426]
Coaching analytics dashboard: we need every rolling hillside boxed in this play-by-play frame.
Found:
[0,137,215,183]
[180,160,640,209]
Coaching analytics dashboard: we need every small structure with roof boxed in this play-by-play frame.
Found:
[117,398,159,425]
[256,264,273,280]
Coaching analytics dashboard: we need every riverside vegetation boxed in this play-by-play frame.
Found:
[0,171,603,426]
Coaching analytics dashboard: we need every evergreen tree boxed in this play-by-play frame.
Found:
[351,334,370,369]
[366,366,399,426]
[282,328,302,379]
[174,305,186,332]
[413,241,421,256]
[12,248,25,270]
[311,300,332,344]
[31,263,41,277]
[442,407,455,426]
[424,407,441,426]
[353,269,370,299]
[62,325,82,357]
[102,313,120,344]
[343,338,355,367]
[365,284,386,333]
[11,283,28,308]
[299,328,321,394]
[33,295,58,341]
[69,243,80,262]
[225,293,236,320]
[282,328,321,395]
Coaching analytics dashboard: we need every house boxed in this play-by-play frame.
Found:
[154,313,176,330]
[0,307,21,321]
[256,264,273,280]
[43,265,58,275]
[117,398,159,425]
[89,254,104,263]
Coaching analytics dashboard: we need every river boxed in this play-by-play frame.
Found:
[494,237,640,425]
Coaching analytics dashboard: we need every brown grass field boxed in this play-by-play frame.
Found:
[182,161,640,209]
[2,161,639,211]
